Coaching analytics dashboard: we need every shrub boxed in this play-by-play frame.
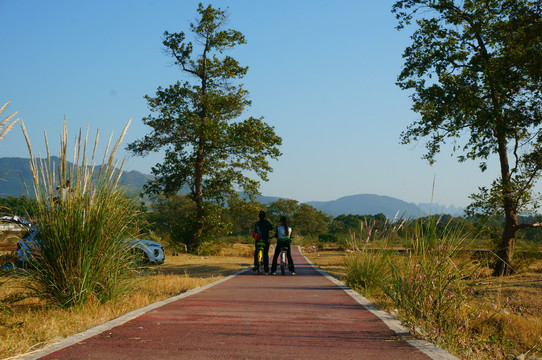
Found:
[344,247,390,296]
[318,233,338,243]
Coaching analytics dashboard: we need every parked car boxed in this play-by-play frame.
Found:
[125,238,166,265]
[0,216,165,266]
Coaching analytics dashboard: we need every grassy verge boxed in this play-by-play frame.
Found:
[304,247,542,360]
[0,243,252,359]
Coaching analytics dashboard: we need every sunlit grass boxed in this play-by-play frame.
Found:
[305,235,542,359]
[303,248,347,279]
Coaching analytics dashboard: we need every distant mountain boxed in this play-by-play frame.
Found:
[307,194,428,219]
[0,157,152,197]
[253,194,288,204]
[417,202,464,216]
[1,158,464,218]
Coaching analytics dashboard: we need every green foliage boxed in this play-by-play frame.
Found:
[344,248,390,295]
[266,199,331,239]
[0,196,36,217]
[292,203,331,239]
[266,199,299,224]
[330,213,387,234]
[28,188,140,307]
[393,0,542,275]
[318,233,338,243]
[146,194,231,252]
[127,3,282,251]
[146,194,195,248]
[225,197,263,235]
[197,238,225,256]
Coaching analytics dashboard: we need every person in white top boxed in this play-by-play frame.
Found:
[270,216,296,275]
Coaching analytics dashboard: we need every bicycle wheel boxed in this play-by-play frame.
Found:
[257,250,263,275]
[280,253,286,276]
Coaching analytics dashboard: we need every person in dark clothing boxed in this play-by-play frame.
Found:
[253,210,274,274]
[270,216,296,275]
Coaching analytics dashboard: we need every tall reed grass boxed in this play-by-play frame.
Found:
[19,119,140,307]
[0,101,21,317]
[344,212,406,251]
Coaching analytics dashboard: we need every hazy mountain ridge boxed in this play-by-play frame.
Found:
[417,202,464,216]
[0,157,152,197]
[1,158,464,217]
[256,194,464,219]
[307,194,427,219]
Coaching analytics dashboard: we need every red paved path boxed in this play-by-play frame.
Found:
[34,247,453,360]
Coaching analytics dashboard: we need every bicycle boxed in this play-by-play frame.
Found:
[255,240,266,275]
[279,245,288,276]
[276,238,293,276]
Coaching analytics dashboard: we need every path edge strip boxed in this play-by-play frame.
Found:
[17,267,251,360]
[300,249,459,360]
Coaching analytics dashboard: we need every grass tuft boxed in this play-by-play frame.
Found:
[19,119,139,307]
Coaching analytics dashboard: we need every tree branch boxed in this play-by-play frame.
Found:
[516,222,542,231]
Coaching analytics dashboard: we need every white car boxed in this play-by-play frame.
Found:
[0,216,165,266]
[125,238,166,265]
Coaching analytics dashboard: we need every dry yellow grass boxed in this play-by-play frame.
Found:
[304,248,542,359]
[0,244,253,359]
[302,248,347,279]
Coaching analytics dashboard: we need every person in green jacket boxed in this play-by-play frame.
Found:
[270,216,296,275]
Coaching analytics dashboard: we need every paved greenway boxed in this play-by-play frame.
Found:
[24,247,458,360]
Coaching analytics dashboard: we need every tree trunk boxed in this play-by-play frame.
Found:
[494,136,518,276]
[495,206,517,276]
[189,138,205,253]
[189,44,209,253]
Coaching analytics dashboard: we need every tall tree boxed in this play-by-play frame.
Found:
[393,0,542,275]
[128,4,282,251]
[267,199,300,224]
[292,203,331,239]
[226,197,263,236]
[267,199,330,238]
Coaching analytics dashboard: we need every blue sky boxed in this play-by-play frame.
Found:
[0,0,511,207]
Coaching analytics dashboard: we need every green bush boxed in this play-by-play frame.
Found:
[318,233,338,243]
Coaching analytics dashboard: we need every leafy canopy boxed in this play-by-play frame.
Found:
[128,4,282,205]
[393,0,542,216]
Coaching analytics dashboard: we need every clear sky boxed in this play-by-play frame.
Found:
[0,0,515,208]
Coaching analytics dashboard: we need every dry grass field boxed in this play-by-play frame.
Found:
[304,248,542,359]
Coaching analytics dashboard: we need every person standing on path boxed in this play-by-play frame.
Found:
[253,210,274,274]
[270,216,296,275]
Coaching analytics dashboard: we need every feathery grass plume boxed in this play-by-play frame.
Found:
[0,102,20,142]
[345,212,406,251]
[0,103,22,312]
[19,118,138,307]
